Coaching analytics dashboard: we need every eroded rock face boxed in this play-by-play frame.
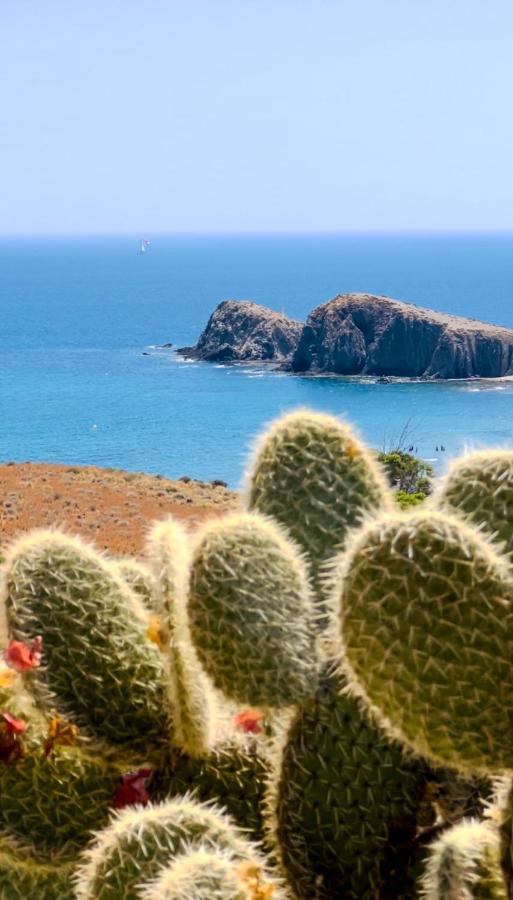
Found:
[177,300,302,363]
[291,294,513,378]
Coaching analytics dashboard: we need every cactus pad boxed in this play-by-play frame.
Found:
[2,530,172,748]
[246,409,392,603]
[338,509,513,773]
[188,513,317,707]
[436,450,513,561]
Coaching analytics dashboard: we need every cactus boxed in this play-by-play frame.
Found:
[267,666,436,900]
[188,512,318,708]
[0,671,137,851]
[337,508,513,773]
[153,743,269,844]
[0,835,76,900]
[140,846,284,900]
[421,819,506,899]
[435,450,513,561]
[245,409,392,609]
[146,518,216,757]
[2,529,172,749]
[74,796,274,900]
[115,557,158,611]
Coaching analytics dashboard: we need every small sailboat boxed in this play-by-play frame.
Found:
[140,238,151,254]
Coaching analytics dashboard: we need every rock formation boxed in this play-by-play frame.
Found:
[177,300,302,363]
[176,293,513,379]
[291,293,513,378]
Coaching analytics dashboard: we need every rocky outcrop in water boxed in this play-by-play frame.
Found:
[176,293,513,379]
[291,293,513,379]
[177,300,302,363]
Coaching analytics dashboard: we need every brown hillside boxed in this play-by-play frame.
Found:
[0,462,238,556]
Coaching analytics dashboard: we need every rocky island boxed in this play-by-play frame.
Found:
[177,299,302,362]
[177,293,513,379]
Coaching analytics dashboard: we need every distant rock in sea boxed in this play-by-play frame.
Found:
[292,294,513,378]
[176,293,513,379]
[177,299,302,362]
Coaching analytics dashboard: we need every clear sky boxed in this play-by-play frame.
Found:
[2,1,513,234]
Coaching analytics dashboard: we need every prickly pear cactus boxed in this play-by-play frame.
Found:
[2,530,172,749]
[422,819,506,899]
[0,672,133,852]
[267,666,435,900]
[74,796,273,900]
[337,509,513,773]
[245,409,392,607]
[435,450,513,561]
[153,743,269,844]
[188,512,318,707]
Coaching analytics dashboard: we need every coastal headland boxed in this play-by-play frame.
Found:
[178,293,513,379]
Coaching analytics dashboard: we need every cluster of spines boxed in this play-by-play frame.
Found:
[74,796,280,900]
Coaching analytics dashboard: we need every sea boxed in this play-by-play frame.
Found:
[2,233,513,488]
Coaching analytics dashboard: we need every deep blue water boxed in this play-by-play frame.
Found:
[2,233,513,486]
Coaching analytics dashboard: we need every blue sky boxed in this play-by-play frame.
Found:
[1,1,513,234]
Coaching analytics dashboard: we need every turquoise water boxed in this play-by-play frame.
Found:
[2,233,513,486]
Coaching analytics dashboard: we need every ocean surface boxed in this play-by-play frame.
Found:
[2,233,513,487]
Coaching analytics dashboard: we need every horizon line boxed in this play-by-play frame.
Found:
[3,228,513,239]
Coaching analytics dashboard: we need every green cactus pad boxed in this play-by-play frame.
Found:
[338,509,513,773]
[153,744,268,843]
[74,796,265,900]
[422,819,506,899]
[246,409,392,604]
[0,675,135,851]
[436,450,513,561]
[188,513,318,707]
[0,835,76,900]
[2,530,172,748]
[269,667,433,900]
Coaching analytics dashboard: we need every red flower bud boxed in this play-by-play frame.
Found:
[4,636,42,672]
[112,768,152,809]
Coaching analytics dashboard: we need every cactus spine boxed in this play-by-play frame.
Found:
[337,509,513,773]
[188,512,318,707]
[2,529,172,749]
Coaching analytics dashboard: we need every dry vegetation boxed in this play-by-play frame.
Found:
[0,462,238,556]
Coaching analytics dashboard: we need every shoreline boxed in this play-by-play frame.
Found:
[169,351,513,384]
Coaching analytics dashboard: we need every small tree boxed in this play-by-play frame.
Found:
[377,450,434,498]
